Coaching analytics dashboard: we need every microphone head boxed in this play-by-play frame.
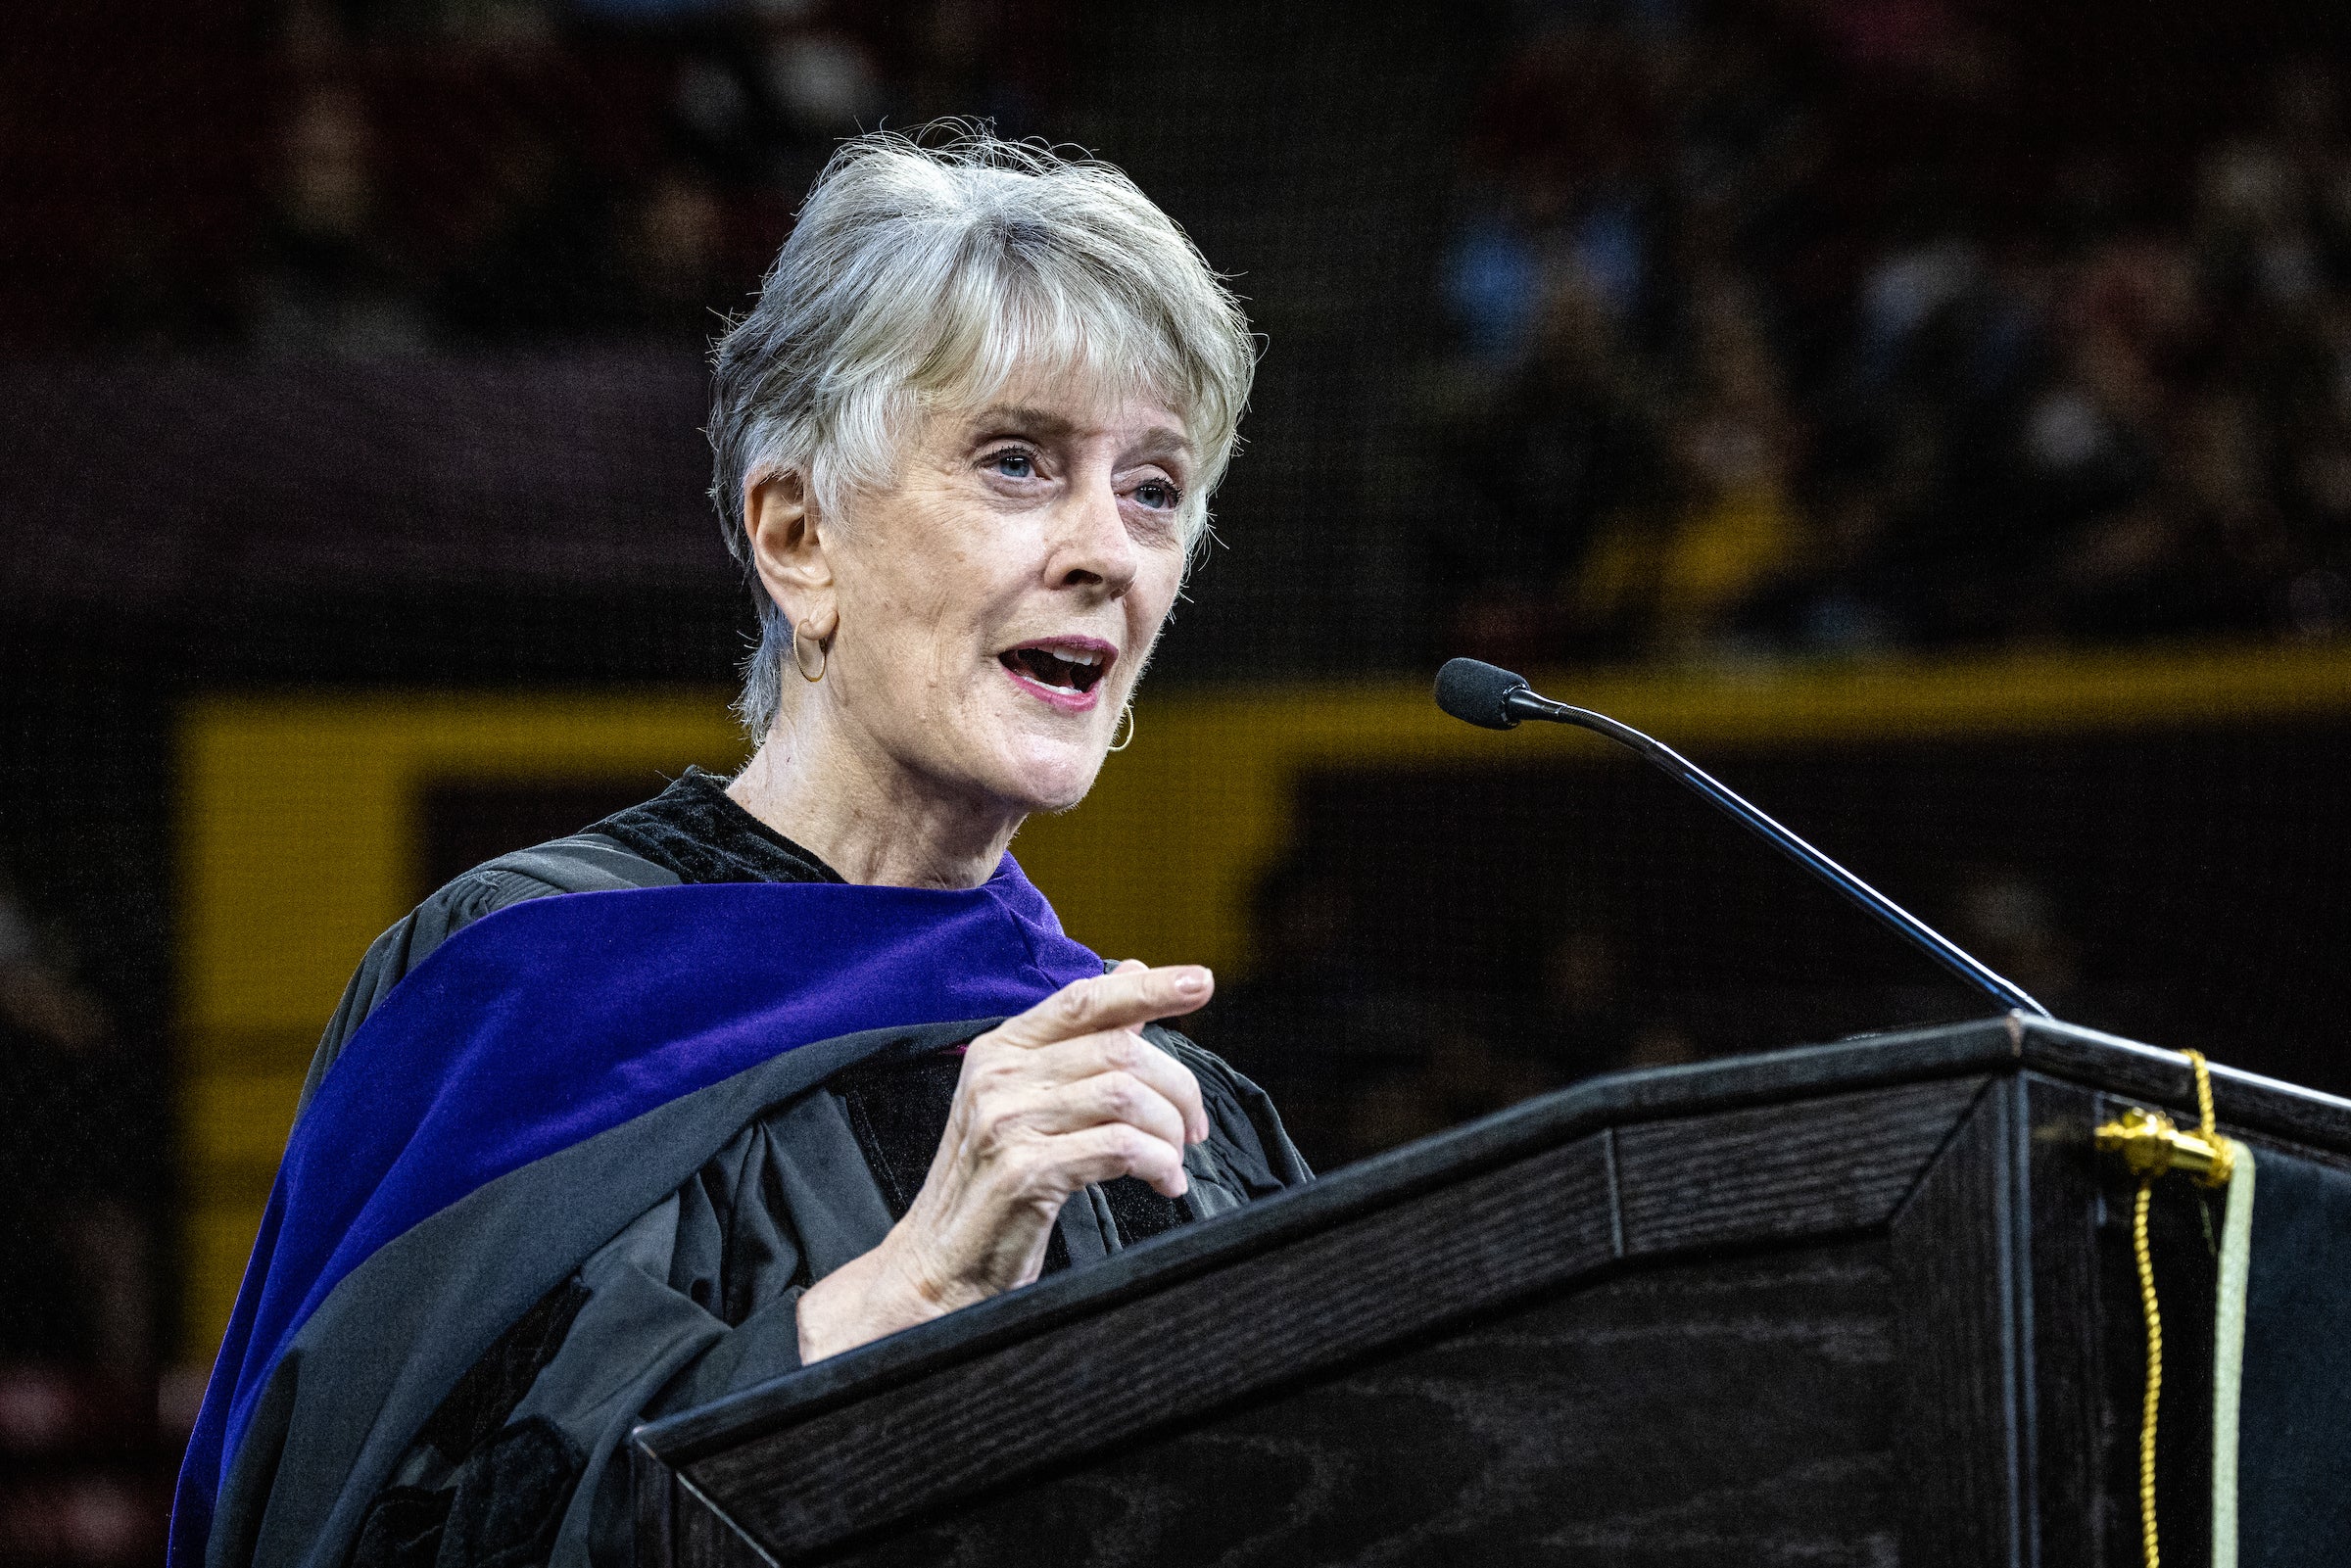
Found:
[1435,658,1529,730]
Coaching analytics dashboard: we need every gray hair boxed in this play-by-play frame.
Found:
[708,126,1258,738]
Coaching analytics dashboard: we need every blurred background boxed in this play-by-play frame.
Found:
[5,0,2351,1554]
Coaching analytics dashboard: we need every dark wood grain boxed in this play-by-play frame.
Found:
[639,1021,2026,1473]
[632,1443,677,1568]
[666,1076,1981,1562]
[1617,1075,1987,1256]
[2019,1074,2116,1568]
[694,1132,1618,1560]
[674,1477,774,1568]
[1891,1077,2023,1568]
[818,1243,1902,1568]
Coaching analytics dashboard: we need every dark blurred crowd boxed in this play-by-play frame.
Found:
[1207,856,1700,1170]
[92,0,1072,354]
[1207,847,2100,1172]
[1424,4,2351,663]
[53,0,2351,666]
[0,882,169,1566]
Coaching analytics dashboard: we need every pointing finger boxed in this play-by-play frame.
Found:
[990,965,1214,1051]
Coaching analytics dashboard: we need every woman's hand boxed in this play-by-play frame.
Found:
[795,961,1213,1363]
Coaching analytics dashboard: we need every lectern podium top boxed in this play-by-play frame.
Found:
[633,1017,2351,1568]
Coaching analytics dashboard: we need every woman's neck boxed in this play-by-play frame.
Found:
[725,712,1020,890]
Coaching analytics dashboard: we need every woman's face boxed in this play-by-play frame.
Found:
[775,372,1194,818]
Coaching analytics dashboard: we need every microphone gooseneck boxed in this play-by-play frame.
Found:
[1432,658,2052,1019]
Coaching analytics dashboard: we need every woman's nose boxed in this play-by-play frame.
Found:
[1052,472,1140,594]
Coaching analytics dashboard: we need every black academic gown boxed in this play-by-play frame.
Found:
[278,774,1309,1568]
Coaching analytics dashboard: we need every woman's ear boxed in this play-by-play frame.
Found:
[745,471,839,640]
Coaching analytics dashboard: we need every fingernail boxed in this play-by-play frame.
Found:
[1175,969,1209,997]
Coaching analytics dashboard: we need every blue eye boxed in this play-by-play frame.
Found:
[1135,479,1179,510]
[990,451,1035,479]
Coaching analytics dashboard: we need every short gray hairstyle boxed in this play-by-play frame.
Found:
[708,126,1258,738]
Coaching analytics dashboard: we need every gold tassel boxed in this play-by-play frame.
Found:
[2095,1048,2232,1568]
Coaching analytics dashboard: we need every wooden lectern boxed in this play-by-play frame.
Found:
[630,1018,2351,1566]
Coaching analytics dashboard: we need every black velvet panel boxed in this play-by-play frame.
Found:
[348,1488,452,1568]
[835,1047,1075,1276]
[834,1051,964,1215]
[438,1417,587,1568]
[417,1277,591,1464]
[585,768,841,887]
[1099,1173,1186,1246]
[350,1418,586,1568]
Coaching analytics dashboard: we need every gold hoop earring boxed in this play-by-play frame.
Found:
[792,625,828,683]
[1108,702,1136,753]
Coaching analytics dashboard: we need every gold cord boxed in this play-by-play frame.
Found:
[2185,1048,2216,1143]
[2101,1047,2231,1568]
[2133,1175,2163,1568]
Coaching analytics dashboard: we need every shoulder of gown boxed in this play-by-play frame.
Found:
[295,833,681,1117]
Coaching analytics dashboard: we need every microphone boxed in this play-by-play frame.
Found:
[1433,658,2051,1019]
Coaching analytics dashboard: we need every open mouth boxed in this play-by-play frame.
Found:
[998,639,1113,698]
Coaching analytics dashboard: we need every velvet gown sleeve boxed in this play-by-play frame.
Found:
[296,838,682,1116]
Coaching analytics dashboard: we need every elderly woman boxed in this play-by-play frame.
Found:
[172,132,1304,1568]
